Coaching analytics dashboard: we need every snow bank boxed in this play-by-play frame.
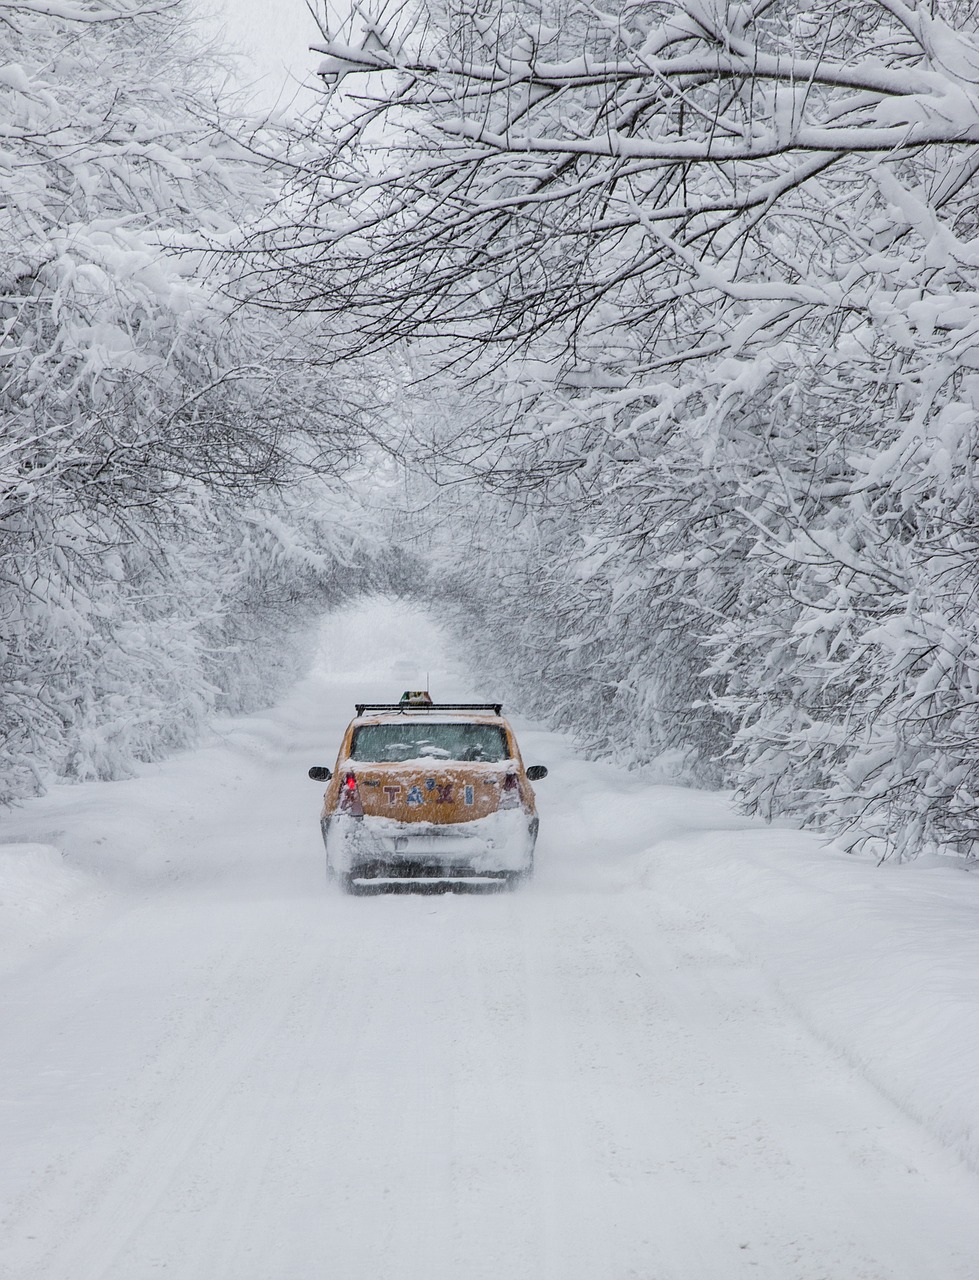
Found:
[517,713,979,1180]
[642,825,979,1175]
[0,842,102,973]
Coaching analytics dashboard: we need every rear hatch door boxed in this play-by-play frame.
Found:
[352,762,507,823]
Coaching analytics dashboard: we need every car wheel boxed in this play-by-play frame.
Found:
[506,859,533,890]
[325,856,355,893]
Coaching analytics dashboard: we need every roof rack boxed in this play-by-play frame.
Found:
[355,701,503,717]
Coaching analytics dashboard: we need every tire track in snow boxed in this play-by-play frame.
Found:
[2,901,343,1279]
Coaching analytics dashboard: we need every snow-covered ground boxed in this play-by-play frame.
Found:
[2,600,979,1280]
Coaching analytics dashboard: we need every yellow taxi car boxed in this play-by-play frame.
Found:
[308,693,547,891]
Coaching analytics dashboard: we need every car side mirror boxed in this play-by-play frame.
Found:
[526,765,548,781]
[308,766,332,782]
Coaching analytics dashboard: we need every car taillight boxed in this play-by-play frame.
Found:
[337,770,364,818]
[499,772,521,810]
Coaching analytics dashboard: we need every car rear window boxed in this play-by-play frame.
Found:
[350,722,510,763]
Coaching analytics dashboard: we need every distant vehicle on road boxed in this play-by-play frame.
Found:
[308,692,547,892]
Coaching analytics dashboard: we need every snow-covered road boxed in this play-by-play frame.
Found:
[3,603,979,1280]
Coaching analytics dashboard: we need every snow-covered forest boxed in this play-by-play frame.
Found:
[0,0,399,800]
[4,0,979,862]
[4,9,979,1271]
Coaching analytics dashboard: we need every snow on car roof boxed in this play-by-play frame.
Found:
[353,711,506,725]
[355,700,502,715]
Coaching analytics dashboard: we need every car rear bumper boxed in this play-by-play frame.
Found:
[323,810,537,876]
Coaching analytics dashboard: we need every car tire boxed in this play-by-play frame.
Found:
[506,856,533,890]
[326,856,356,894]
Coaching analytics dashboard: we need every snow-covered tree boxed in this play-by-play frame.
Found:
[0,0,384,801]
[254,0,979,859]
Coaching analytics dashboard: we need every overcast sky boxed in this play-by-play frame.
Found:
[198,0,324,110]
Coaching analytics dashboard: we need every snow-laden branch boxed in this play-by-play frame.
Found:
[0,0,174,22]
